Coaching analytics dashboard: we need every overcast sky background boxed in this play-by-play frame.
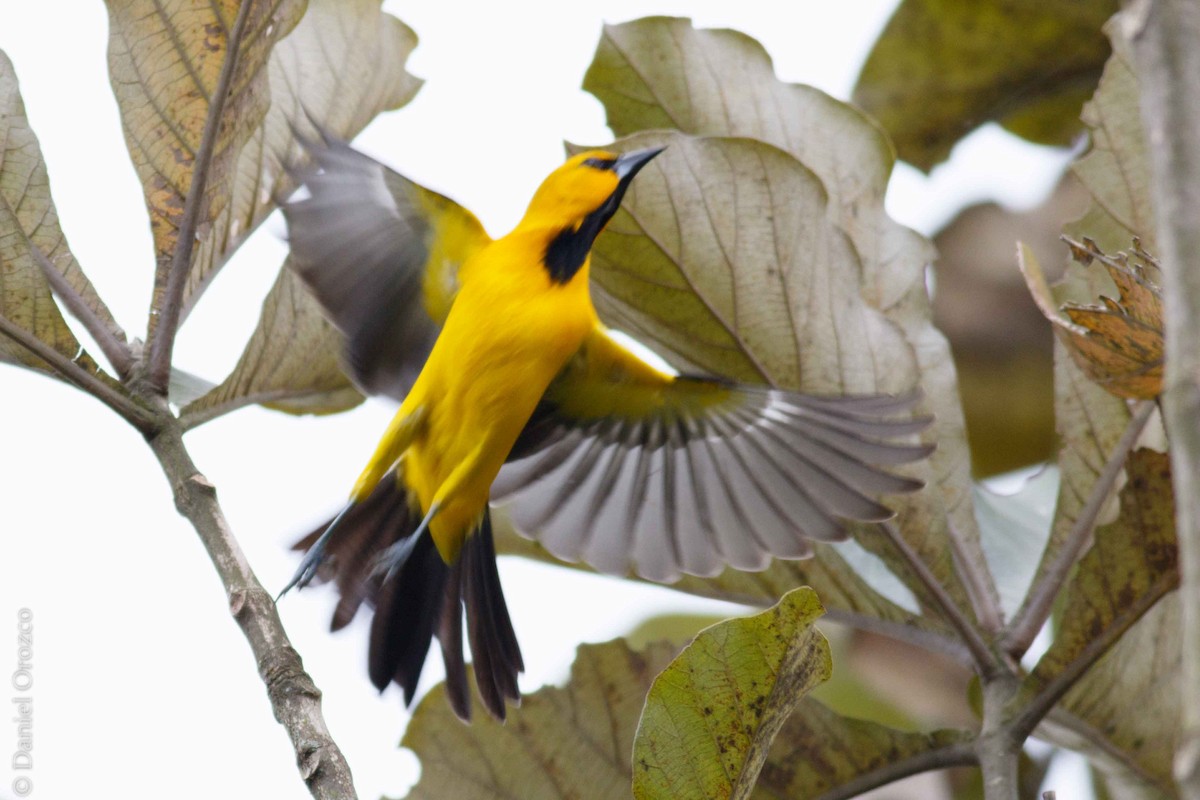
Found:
[0,2,1076,798]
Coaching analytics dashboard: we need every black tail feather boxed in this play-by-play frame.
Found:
[438,559,470,721]
[463,512,523,716]
[293,472,523,722]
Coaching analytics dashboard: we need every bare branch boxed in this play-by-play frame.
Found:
[1122,5,1200,792]
[875,521,1007,678]
[30,244,134,379]
[145,1,256,392]
[146,417,357,799]
[0,315,155,433]
[1003,400,1156,657]
[810,739,978,800]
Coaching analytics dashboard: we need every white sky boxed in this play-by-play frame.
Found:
[0,2,1075,798]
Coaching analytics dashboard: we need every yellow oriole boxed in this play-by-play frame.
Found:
[280,131,932,721]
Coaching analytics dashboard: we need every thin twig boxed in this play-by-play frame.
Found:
[876,521,1005,677]
[0,315,155,433]
[147,417,357,799]
[1003,400,1156,657]
[145,1,256,392]
[1125,2,1200,796]
[948,518,1004,635]
[30,244,134,379]
[808,739,978,800]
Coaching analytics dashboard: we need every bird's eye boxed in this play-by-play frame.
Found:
[582,156,617,171]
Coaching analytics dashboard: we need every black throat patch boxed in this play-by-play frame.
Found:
[543,204,610,284]
[544,167,639,285]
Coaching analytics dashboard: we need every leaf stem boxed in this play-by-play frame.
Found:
[145,0,256,392]
[30,243,134,379]
[1002,400,1155,658]
[876,521,1006,678]
[948,517,1004,635]
[0,314,155,433]
[146,416,358,799]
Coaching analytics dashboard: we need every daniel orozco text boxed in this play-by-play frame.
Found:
[11,609,31,797]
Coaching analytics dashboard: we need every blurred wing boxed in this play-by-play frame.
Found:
[282,130,490,400]
[493,327,933,583]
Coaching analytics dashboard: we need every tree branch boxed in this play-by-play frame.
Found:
[1003,400,1156,657]
[146,416,357,799]
[1124,1,1200,795]
[876,521,1007,678]
[0,315,155,434]
[145,0,255,393]
[979,677,1022,800]
[30,244,134,379]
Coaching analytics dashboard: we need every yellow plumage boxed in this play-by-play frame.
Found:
[281,134,931,722]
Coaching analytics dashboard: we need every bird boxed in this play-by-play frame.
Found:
[278,128,933,722]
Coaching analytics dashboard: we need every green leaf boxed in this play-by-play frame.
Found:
[633,588,830,800]
[0,51,110,381]
[180,0,423,425]
[853,0,1116,171]
[105,0,306,327]
[401,640,679,800]
[752,698,971,798]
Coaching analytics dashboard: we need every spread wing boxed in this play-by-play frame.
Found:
[282,130,490,401]
[492,326,933,583]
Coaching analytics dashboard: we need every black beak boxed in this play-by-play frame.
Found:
[599,146,665,219]
[613,146,666,184]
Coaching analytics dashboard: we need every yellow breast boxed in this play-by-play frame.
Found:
[402,235,596,561]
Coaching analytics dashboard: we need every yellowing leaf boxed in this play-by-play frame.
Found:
[105,0,305,328]
[1021,452,1177,796]
[181,0,423,424]
[0,51,113,383]
[1050,596,1181,796]
[853,0,1115,171]
[180,0,422,319]
[402,640,678,800]
[633,588,830,800]
[1026,449,1176,691]
[1020,238,1162,399]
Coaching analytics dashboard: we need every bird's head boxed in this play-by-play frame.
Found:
[524,147,664,283]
